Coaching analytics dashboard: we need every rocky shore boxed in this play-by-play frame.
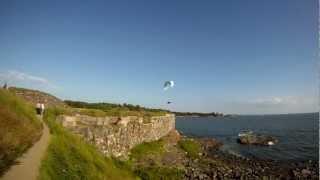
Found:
[127,130,318,180]
[184,138,319,180]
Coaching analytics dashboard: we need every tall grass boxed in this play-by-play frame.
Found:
[0,89,42,174]
[39,108,137,180]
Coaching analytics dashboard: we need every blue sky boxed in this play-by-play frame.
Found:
[0,0,317,114]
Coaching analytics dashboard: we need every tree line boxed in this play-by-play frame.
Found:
[64,100,168,113]
[64,100,223,117]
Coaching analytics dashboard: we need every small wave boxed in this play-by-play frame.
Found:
[220,145,243,157]
[226,150,243,157]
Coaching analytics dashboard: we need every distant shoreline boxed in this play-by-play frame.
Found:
[176,112,317,118]
[175,114,233,118]
[173,112,224,117]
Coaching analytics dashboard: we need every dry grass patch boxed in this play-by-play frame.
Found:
[0,89,42,175]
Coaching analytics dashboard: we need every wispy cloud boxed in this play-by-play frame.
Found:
[0,70,58,89]
[250,96,300,107]
[219,96,317,114]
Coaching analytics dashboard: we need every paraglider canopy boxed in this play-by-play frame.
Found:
[163,81,174,90]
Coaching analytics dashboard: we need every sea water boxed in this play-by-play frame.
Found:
[176,113,319,161]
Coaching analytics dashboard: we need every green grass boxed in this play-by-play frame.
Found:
[178,139,201,159]
[39,108,137,180]
[64,100,168,118]
[129,140,184,180]
[129,140,165,161]
[75,107,167,118]
[0,89,42,174]
[73,108,108,117]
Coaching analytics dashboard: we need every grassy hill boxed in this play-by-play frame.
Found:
[7,87,168,118]
[9,87,66,108]
[0,89,42,174]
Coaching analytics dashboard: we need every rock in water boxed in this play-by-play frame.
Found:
[238,133,278,146]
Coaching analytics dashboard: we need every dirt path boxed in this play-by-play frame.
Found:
[1,117,50,180]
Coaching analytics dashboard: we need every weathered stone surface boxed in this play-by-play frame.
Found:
[58,114,175,157]
[161,129,181,145]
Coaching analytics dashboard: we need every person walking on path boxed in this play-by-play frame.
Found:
[36,103,41,115]
[40,103,45,116]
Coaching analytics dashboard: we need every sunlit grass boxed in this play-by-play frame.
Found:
[129,140,165,161]
[73,107,167,118]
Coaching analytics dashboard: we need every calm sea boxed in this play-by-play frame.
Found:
[176,113,319,161]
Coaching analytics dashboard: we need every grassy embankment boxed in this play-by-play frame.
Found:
[0,89,42,174]
[39,108,137,180]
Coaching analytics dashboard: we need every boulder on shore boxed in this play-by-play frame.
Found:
[238,134,278,146]
[199,138,223,151]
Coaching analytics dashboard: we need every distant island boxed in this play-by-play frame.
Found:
[173,111,224,117]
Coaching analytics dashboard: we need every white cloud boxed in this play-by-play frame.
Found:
[251,96,300,107]
[0,70,58,89]
[5,70,49,83]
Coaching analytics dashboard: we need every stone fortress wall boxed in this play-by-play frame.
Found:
[7,86,175,157]
[57,114,175,157]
